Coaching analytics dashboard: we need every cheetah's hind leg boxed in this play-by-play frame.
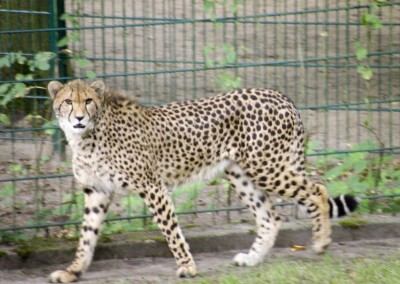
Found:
[271,170,332,254]
[225,163,281,267]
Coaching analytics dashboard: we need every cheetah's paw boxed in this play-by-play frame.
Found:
[176,263,197,278]
[312,237,332,254]
[49,270,80,283]
[233,252,262,267]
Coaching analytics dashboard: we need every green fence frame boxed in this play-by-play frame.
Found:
[0,1,399,234]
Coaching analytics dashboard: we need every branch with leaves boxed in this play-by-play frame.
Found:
[0,2,97,127]
[354,0,386,81]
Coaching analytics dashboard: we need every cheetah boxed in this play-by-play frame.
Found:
[47,79,358,282]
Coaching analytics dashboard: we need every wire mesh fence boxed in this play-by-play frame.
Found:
[0,0,399,237]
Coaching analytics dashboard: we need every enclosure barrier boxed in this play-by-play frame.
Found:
[0,1,399,236]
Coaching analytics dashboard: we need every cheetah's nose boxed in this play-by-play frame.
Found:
[75,116,84,121]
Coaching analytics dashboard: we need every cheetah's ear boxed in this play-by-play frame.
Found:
[47,81,64,100]
[90,80,106,97]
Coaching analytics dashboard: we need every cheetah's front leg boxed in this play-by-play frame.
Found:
[142,185,197,278]
[49,188,111,283]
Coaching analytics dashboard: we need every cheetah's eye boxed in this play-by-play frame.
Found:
[85,98,93,105]
[65,99,72,105]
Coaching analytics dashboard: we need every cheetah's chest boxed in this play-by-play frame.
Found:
[72,150,118,193]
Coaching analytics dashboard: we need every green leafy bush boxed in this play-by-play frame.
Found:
[308,141,400,213]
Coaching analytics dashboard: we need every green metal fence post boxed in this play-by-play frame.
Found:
[49,0,69,160]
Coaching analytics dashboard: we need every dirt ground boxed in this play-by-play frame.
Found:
[1,237,400,284]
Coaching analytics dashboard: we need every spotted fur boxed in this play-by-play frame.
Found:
[47,79,356,283]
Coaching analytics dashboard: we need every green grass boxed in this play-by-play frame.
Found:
[338,217,369,229]
[183,255,400,284]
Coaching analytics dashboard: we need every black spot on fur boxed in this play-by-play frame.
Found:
[83,188,93,195]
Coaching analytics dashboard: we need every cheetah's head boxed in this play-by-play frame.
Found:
[48,79,105,135]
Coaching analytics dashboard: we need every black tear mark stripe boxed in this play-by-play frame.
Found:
[85,103,90,119]
[92,99,99,113]
[84,97,94,119]
[56,104,62,113]
[68,105,74,122]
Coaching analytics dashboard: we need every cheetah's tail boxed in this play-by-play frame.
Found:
[328,194,360,218]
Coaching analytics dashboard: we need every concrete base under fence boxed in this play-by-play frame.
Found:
[1,214,399,270]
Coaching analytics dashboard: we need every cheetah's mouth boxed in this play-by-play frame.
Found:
[73,123,85,129]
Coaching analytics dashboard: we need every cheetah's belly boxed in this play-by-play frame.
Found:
[163,159,232,188]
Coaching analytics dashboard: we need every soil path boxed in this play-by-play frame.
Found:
[1,237,399,284]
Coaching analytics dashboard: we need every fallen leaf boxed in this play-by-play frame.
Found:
[291,245,306,251]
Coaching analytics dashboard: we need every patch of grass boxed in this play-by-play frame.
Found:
[12,243,33,260]
[0,231,29,245]
[150,235,167,243]
[338,217,369,229]
[99,235,113,243]
[184,255,400,284]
